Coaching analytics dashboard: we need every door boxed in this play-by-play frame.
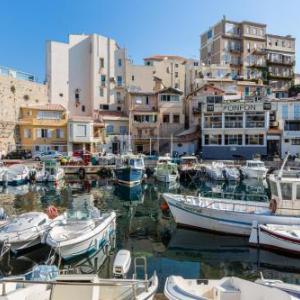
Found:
[112,141,120,154]
[267,140,280,157]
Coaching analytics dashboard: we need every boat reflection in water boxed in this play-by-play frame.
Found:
[114,184,144,202]
[164,227,300,282]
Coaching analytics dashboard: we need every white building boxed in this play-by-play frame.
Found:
[46,34,127,116]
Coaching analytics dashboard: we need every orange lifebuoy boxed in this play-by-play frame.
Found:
[269,199,277,214]
[47,205,58,219]
[160,201,169,211]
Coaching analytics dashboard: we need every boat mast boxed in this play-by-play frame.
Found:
[128,97,133,153]
[278,152,290,179]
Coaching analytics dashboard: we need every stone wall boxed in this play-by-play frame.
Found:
[0,75,48,155]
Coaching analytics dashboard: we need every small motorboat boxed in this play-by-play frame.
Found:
[205,162,224,180]
[6,164,29,185]
[154,156,179,183]
[164,275,295,300]
[32,160,64,183]
[249,222,300,255]
[113,249,131,278]
[114,154,145,186]
[178,156,199,177]
[44,208,116,260]
[223,167,240,181]
[0,212,51,253]
[240,159,268,179]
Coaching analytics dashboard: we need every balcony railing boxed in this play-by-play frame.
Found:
[225,121,243,128]
[246,121,265,128]
[204,122,222,129]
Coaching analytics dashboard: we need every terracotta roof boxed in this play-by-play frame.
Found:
[144,55,186,62]
[157,87,184,95]
[22,103,66,111]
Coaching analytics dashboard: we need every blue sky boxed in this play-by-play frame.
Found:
[0,0,299,81]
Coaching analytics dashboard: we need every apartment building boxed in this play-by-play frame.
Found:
[0,66,48,155]
[19,104,67,153]
[200,17,295,95]
[46,34,127,116]
[266,34,295,97]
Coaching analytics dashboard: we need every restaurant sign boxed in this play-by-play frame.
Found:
[223,103,257,112]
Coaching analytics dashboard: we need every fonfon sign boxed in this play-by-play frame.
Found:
[223,103,257,112]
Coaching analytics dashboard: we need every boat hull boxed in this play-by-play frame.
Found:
[249,224,300,255]
[164,194,300,236]
[46,215,116,260]
[9,236,42,254]
[155,173,178,183]
[114,167,143,186]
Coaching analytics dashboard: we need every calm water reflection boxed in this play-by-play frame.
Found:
[0,176,299,291]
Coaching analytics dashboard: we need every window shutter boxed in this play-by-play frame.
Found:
[37,129,41,138]
[60,129,64,138]
[48,129,52,138]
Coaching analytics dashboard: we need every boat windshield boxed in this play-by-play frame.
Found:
[248,162,264,168]
[65,210,92,221]
[129,159,143,168]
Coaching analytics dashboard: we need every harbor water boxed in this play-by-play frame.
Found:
[1,176,300,291]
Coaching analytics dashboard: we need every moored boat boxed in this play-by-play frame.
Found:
[205,162,225,180]
[164,275,295,300]
[154,156,179,183]
[178,156,199,178]
[44,208,116,260]
[6,164,29,185]
[240,159,268,179]
[114,154,145,186]
[249,222,300,255]
[32,160,64,183]
[223,166,240,181]
[0,212,50,253]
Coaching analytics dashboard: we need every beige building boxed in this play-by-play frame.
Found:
[0,66,48,155]
[200,17,295,95]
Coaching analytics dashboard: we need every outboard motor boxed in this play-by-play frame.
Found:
[113,250,131,279]
[29,169,37,184]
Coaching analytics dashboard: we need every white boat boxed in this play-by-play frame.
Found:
[0,212,50,253]
[256,275,300,298]
[240,160,268,179]
[113,249,131,278]
[163,154,300,236]
[249,222,300,255]
[0,166,9,185]
[0,272,158,300]
[33,160,64,183]
[45,208,116,260]
[205,162,224,180]
[223,167,240,181]
[6,164,29,185]
[154,156,179,183]
[164,275,295,300]
[178,156,199,177]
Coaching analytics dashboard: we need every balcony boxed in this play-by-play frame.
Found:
[252,48,266,55]
[249,62,267,68]
[267,58,295,66]
[268,73,294,80]
[133,122,158,128]
[193,107,201,114]
[204,122,222,129]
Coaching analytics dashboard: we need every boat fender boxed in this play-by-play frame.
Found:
[47,206,58,219]
[269,199,277,214]
[78,167,86,179]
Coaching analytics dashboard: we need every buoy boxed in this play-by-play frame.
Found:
[160,201,169,211]
[47,205,58,219]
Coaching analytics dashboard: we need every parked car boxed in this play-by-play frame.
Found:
[4,150,32,160]
[33,151,63,161]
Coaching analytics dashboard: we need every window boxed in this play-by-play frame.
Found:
[204,134,222,145]
[163,115,170,123]
[118,59,122,67]
[244,87,250,96]
[100,58,104,68]
[117,76,122,86]
[106,125,114,134]
[173,114,180,123]
[246,112,265,128]
[285,120,300,131]
[56,128,64,138]
[120,126,127,135]
[37,111,61,120]
[294,104,300,120]
[101,75,106,87]
[204,113,222,128]
[24,128,31,138]
[225,113,243,128]
[100,87,104,97]
[207,30,213,39]
[160,94,180,102]
[292,139,300,145]
[37,128,51,138]
[75,89,80,101]
[116,92,121,101]
[100,104,109,110]
[146,96,149,105]
[76,125,87,137]
[81,105,85,112]
[297,184,300,200]
[224,135,242,145]
[270,181,278,197]
[245,134,264,145]
[280,183,292,200]
[175,72,178,78]
[175,64,179,68]
[281,105,289,120]
[175,83,179,89]
[131,75,135,81]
